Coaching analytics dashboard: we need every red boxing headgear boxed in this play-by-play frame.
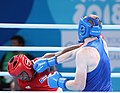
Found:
[8,54,34,79]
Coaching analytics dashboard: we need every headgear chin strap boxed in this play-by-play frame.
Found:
[78,16,102,43]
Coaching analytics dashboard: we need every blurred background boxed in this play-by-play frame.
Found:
[0,0,120,91]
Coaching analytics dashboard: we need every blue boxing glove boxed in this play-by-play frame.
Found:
[48,71,68,89]
[33,56,58,73]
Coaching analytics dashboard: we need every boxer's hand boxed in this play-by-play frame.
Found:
[33,56,58,73]
[48,71,68,89]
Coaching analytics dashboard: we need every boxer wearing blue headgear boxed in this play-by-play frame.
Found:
[33,14,113,91]
[78,15,102,43]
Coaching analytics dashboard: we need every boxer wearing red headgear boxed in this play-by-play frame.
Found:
[7,54,58,91]
[7,33,105,91]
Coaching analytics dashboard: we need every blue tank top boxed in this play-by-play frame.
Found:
[82,37,113,91]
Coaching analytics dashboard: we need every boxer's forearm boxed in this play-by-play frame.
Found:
[56,48,78,64]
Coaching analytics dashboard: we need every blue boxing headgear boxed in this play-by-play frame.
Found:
[78,16,102,43]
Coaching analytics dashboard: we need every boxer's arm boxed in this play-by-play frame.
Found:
[56,44,80,56]
[56,48,79,64]
[33,44,81,73]
[48,48,87,90]
[65,48,87,90]
[42,44,80,58]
